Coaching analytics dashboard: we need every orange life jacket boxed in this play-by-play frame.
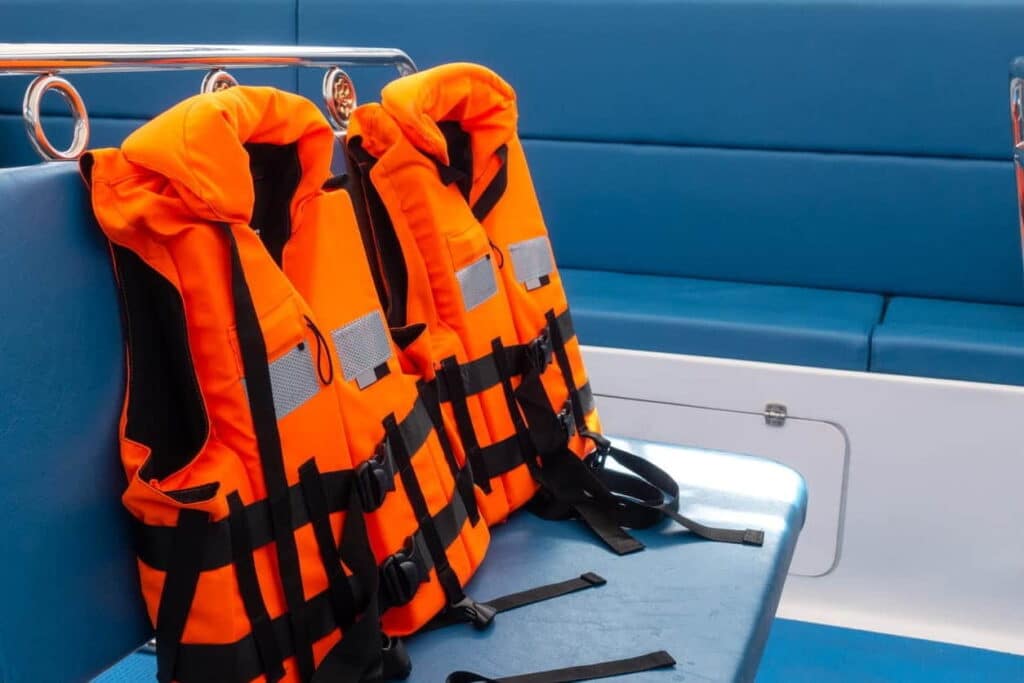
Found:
[82,86,492,683]
[345,104,534,526]
[347,64,765,555]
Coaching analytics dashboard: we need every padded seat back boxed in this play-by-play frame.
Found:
[0,163,149,681]
[297,0,1024,306]
[0,0,298,168]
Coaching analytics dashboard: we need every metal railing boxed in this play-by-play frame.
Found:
[0,43,417,161]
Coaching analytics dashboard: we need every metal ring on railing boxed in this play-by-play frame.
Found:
[322,67,357,134]
[201,68,239,94]
[22,74,89,161]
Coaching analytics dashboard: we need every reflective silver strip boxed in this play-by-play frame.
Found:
[251,343,320,419]
[332,309,393,389]
[510,236,554,290]
[456,253,498,311]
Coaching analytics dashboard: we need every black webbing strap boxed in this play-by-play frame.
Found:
[173,565,373,683]
[175,486,388,683]
[227,492,286,683]
[136,397,437,573]
[434,309,576,403]
[310,468,391,683]
[470,145,509,223]
[419,380,481,525]
[154,508,208,683]
[384,412,467,606]
[484,572,605,614]
[492,336,538,474]
[422,572,606,632]
[136,468,355,572]
[474,433,527,482]
[440,356,491,493]
[221,223,315,680]
[528,446,646,556]
[446,650,676,683]
[377,481,472,611]
[545,309,585,432]
[593,442,765,547]
[397,390,434,454]
[299,460,360,632]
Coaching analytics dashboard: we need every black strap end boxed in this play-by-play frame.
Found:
[580,572,607,587]
[743,529,766,546]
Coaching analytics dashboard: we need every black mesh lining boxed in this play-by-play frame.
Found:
[246,142,301,268]
[344,136,409,328]
[113,245,209,483]
[389,323,426,351]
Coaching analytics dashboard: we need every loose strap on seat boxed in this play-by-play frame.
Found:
[590,438,765,547]
[423,572,607,632]
[446,650,676,683]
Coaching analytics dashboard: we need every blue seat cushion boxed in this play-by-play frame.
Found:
[871,297,1024,385]
[560,269,884,371]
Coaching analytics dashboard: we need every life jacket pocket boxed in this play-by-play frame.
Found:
[447,226,498,312]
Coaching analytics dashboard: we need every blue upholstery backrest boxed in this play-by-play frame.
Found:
[0,0,297,168]
[295,0,1024,305]
[0,164,149,681]
[3,1,1024,304]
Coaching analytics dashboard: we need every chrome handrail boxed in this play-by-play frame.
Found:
[0,43,417,161]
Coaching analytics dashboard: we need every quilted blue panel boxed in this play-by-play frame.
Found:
[529,140,1023,306]
[299,0,1024,159]
[872,296,1024,386]
[0,0,297,119]
[561,269,884,371]
[0,163,150,682]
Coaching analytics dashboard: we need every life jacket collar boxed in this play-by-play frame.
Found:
[117,85,335,230]
[380,62,516,172]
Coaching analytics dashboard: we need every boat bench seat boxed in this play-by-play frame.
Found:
[563,269,1024,385]
[872,297,1024,386]
[562,269,884,372]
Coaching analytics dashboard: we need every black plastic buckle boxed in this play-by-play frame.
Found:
[380,537,425,608]
[381,634,412,680]
[580,429,612,471]
[526,330,554,373]
[355,441,397,512]
[450,596,497,630]
[556,400,577,440]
